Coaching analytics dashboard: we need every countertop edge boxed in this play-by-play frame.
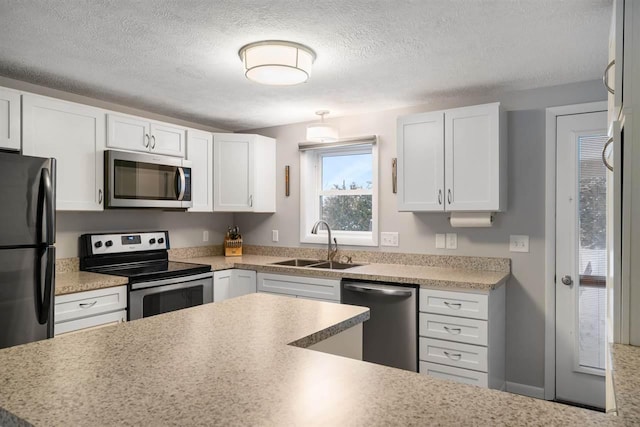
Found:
[288,309,371,348]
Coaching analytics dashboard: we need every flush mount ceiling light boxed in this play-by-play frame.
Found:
[238,40,316,86]
[306,110,339,142]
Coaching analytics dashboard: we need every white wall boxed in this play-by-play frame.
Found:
[235,79,607,390]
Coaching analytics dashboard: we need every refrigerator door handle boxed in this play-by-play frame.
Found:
[38,247,55,325]
[41,167,55,245]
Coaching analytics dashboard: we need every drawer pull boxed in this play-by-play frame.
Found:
[79,301,97,309]
[444,351,462,360]
[443,301,462,309]
[443,326,462,334]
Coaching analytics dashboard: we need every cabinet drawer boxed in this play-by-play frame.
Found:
[257,273,340,301]
[419,313,488,346]
[419,289,488,320]
[55,286,127,323]
[55,309,126,336]
[419,337,487,372]
[419,361,488,388]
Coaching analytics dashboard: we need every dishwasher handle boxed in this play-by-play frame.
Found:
[343,283,413,297]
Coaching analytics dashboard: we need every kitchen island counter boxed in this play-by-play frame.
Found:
[0,293,620,426]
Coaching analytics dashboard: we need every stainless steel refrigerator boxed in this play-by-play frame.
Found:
[0,151,56,350]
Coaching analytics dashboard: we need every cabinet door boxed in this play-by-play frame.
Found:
[22,94,105,211]
[230,269,257,298]
[252,135,276,213]
[213,133,254,212]
[444,103,502,211]
[150,122,186,157]
[607,0,624,128]
[107,114,150,153]
[397,111,445,211]
[186,129,213,212]
[55,309,126,336]
[0,87,20,151]
[213,270,231,302]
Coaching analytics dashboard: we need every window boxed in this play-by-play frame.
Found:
[300,140,378,246]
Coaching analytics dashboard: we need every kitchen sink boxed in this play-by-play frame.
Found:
[271,258,325,267]
[309,261,363,270]
[270,259,362,270]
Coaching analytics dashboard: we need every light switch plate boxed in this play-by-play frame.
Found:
[435,234,446,249]
[381,232,399,247]
[272,230,279,242]
[203,230,209,242]
[446,233,458,249]
[510,235,529,253]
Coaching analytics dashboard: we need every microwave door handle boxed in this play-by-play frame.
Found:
[176,167,186,201]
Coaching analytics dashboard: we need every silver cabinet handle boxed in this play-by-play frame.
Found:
[79,301,97,309]
[249,195,253,207]
[443,326,462,334]
[602,136,613,172]
[98,189,103,204]
[443,301,462,309]
[151,135,156,149]
[438,189,442,205]
[447,189,452,204]
[144,133,150,147]
[391,158,397,194]
[603,60,615,94]
[444,351,462,360]
[343,283,413,297]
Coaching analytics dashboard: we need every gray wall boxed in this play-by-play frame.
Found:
[56,211,234,258]
[235,80,607,389]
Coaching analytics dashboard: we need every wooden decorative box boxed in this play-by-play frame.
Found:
[224,237,243,257]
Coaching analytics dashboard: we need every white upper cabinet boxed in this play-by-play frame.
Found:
[213,133,276,213]
[186,129,213,212]
[0,87,20,151]
[107,113,185,157]
[607,0,624,129]
[397,102,506,212]
[22,94,106,211]
[445,103,505,212]
[397,111,444,211]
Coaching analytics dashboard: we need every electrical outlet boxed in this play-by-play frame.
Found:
[202,230,209,242]
[435,234,446,249]
[510,235,529,253]
[381,232,399,247]
[272,230,279,242]
[446,233,457,249]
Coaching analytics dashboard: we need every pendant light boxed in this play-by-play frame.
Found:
[238,40,316,86]
[306,110,339,142]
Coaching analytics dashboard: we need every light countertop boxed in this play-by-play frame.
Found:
[55,270,128,296]
[0,294,618,426]
[610,343,640,423]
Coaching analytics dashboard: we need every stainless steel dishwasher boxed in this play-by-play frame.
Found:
[341,280,417,372]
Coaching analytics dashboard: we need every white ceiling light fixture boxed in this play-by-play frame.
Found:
[306,110,339,142]
[238,40,316,86]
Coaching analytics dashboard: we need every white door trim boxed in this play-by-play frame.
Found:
[544,101,607,401]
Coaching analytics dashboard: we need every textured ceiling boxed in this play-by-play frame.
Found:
[0,0,611,130]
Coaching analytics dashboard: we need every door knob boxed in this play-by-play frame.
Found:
[561,275,573,286]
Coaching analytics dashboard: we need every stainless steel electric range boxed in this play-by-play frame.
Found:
[80,231,213,320]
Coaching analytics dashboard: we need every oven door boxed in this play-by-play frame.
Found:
[129,273,212,320]
[105,150,192,209]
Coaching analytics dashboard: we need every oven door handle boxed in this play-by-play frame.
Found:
[130,272,213,290]
[175,167,186,201]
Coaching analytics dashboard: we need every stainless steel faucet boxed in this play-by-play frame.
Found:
[310,220,338,261]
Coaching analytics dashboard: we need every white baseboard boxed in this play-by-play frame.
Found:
[505,382,546,400]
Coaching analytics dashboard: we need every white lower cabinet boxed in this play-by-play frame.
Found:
[54,286,127,336]
[256,273,340,302]
[213,269,257,302]
[418,286,505,390]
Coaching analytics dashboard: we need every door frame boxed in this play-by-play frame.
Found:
[543,101,608,401]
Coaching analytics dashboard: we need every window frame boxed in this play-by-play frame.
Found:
[300,142,379,247]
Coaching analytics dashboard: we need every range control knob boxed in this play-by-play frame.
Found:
[149,238,156,244]
[157,237,165,244]
[105,240,113,247]
[94,241,103,249]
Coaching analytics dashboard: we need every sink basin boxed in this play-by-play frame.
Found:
[270,259,363,270]
[308,261,363,270]
[271,258,325,267]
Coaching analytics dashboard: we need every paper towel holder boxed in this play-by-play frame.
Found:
[448,212,495,228]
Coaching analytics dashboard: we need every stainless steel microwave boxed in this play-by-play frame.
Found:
[105,150,192,209]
